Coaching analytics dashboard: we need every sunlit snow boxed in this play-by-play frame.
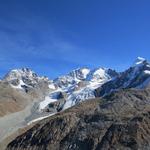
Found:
[39,96,57,110]
[144,70,150,74]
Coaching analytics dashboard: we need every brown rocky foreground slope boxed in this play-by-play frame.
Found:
[7,88,150,150]
[0,79,49,117]
[0,81,31,117]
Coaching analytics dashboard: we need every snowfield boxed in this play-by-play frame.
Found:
[39,96,57,110]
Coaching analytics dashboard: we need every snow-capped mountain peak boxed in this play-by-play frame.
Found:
[133,57,146,66]
[97,57,150,97]
[69,67,90,80]
[87,68,117,83]
[4,68,37,81]
[3,68,49,90]
[54,67,90,89]
[39,67,119,112]
[130,57,150,77]
[53,67,118,90]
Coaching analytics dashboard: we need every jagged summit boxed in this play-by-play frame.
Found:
[97,57,150,97]
[68,67,90,80]
[4,68,37,79]
[54,67,118,88]
[86,67,118,83]
[133,56,147,66]
[3,68,49,90]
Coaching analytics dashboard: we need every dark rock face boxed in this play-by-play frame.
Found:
[6,88,150,150]
[54,92,67,99]
[44,98,66,113]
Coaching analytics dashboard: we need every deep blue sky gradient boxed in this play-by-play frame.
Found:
[0,0,150,78]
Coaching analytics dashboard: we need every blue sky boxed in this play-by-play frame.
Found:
[0,0,150,78]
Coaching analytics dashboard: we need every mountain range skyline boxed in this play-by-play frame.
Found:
[0,56,148,80]
[1,55,150,150]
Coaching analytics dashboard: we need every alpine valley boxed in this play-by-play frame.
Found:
[1,57,150,150]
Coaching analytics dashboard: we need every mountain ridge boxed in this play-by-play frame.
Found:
[1,57,150,150]
[1,57,150,115]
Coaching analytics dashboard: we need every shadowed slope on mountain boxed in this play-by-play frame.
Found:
[95,57,150,97]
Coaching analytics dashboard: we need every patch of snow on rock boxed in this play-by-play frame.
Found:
[39,96,57,110]
[144,70,150,74]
